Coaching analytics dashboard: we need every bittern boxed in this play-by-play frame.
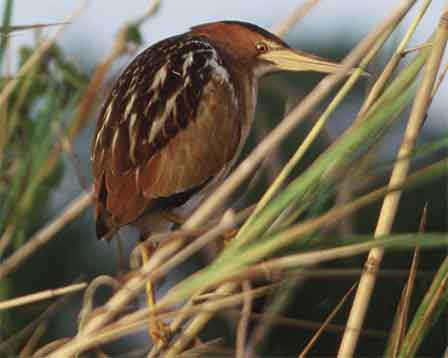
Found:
[91,20,342,345]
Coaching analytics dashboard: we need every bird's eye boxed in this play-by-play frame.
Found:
[256,42,269,54]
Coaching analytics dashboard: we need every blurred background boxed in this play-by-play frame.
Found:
[1,1,446,356]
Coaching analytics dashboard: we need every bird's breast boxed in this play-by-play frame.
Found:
[91,33,259,235]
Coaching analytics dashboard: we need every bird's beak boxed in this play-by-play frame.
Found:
[260,48,343,74]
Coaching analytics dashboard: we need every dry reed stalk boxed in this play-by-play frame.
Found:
[235,24,391,247]
[183,0,417,233]
[236,281,252,358]
[0,1,87,108]
[19,322,47,358]
[0,188,92,279]
[44,154,443,357]
[157,161,441,356]
[78,276,121,332]
[0,282,87,311]
[335,0,434,237]
[357,0,433,118]
[432,61,448,96]
[53,204,244,354]
[271,0,322,38]
[0,2,87,255]
[28,1,447,356]
[389,205,425,356]
[338,6,448,356]
[48,285,275,357]
[299,283,357,357]
[228,268,431,289]
[39,0,161,186]
[227,308,386,339]
[0,224,14,257]
[153,156,444,354]
[32,338,70,358]
[398,256,448,356]
[0,295,73,356]
[235,280,253,358]
[155,2,418,355]
[227,234,442,279]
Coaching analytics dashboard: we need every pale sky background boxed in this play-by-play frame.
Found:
[4,0,447,131]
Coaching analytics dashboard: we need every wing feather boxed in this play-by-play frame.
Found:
[91,34,241,237]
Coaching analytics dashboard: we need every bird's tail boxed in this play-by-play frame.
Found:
[95,204,117,241]
[94,176,118,241]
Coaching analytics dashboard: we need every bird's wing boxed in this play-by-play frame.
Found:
[91,35,241,238]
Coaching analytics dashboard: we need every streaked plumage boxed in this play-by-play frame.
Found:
[91,21,341,240]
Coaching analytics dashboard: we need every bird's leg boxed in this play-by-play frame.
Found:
[139,233,171,346]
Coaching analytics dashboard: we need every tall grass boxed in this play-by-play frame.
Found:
[0,0,446,357]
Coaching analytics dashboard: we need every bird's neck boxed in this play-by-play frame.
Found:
[212,45,257,129]
[241,74,258,139]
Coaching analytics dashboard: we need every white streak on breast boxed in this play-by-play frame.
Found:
[147,65,192,143]
[145,46,235,145]
[206,50,237,108]
[111,127,120,155]
[148,89,179,143]
[93,100,114,154]
[144,97,155,117]
[124,93,136,119]
[104,101,114,126]
[142,65,169,119]
[151,64,168,90]
[182,52,194,75]
[207,49,230,83]
[128,113,138,164]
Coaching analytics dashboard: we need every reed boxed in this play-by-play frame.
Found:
[0,0,446,356]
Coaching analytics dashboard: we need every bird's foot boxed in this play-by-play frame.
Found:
[139,238,171,347]
[149,317,171,347]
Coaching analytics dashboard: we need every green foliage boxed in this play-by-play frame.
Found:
[0,3,90,310]
[126,24,143,46]
[399,256,448,357]
[0,0,13,68]
[219,46,429,264]
[0,35,88,252]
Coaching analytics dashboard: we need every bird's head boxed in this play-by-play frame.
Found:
[191,21,342,78]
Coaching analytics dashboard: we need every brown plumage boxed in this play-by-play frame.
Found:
[91,21,342,240]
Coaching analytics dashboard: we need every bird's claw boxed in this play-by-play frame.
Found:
[150,319,171,347]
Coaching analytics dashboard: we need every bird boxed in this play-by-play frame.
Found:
[91,20,342,345]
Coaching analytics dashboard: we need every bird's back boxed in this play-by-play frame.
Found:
[91,33,242,239]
